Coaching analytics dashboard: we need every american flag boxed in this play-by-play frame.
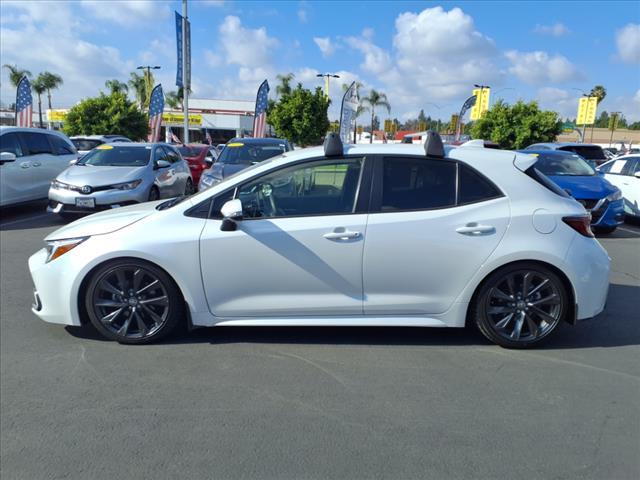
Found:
[252,80,269,138]
[15,76,33,127]
[147,84,164,142]
[205,129,212,145]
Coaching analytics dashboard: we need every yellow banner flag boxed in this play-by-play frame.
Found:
[576,97,598,125]
[470,88,491,120]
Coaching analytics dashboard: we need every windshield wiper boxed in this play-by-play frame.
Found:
[156,195,186,211]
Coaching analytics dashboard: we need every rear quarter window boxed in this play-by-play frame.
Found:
[457,164,502,204]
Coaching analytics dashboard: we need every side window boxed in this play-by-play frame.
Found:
[381,157,456,211]
[631,159,640,175]
[598,162,613,173]
[621,158,637,176]
[607,160,627,175]
[154,146,169,163]
[166,147,181,163]
[237,158,363,219]
[48,135,75,155]
[457,164,502,204]
[21,132,53,155]
[0,133,24,157]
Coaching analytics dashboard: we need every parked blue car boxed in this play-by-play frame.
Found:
[521,150,624,233]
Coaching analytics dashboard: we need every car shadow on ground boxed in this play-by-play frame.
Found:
[0,202,70,231]
[65,284,640,350]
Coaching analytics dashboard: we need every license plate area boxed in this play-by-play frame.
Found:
[75,198,95,208]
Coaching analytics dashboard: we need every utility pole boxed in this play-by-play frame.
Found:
[316,73,340,98]
[182,0,189,144]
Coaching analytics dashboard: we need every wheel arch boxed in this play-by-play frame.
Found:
[465,259,577,327]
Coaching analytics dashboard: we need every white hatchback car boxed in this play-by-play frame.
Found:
[0,127,77,207]
[597,155,640,219]
[29,133,610,348]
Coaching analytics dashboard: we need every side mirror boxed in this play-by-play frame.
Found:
[69,158,78,166]
[220,198,243,231]
[155,159,171,170]
[634,171,640,179]
[0,152,17,164]
[205,155,214,165]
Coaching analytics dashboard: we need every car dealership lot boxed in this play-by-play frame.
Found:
[1,204,639,479]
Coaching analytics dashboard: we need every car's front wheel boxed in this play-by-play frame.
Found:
[471,263,569,348]
[84,259,183,344]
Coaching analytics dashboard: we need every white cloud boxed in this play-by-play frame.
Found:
[615,23,640,64]
[536,87,577,118]
[219,16,278,68]
[80,1,169,26]
[343,36,392,75]
[534,23,570,37]
[505,50,582,85]
[297,6,308,23]
[362,27,374,40]
[313,37,335,57]
[204,50,222,67]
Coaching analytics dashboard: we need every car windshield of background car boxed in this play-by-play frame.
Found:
[79,146,151,167]
[178,146,206,157]
[218,142,286,165]
[534,153,596,176]
[71,139,103,151]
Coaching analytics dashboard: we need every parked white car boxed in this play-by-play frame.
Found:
[0,127,77,207]
[70,135,132,158]
[29,133,610,348]
[597,155,640,219]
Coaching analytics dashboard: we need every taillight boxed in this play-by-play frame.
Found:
[562,216,594,238]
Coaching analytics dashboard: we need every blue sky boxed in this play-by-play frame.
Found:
[1,0,639,122]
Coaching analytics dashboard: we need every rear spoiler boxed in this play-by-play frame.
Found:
[513,152,538,172]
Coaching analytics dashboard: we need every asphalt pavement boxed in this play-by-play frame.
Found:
[1,202,639,480]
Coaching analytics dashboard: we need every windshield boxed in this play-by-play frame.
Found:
[79,146,151,167]
[72,139,103,151]
[532,152,595,176]
[177,146,206,157]
[559,145,606,160]
[218,142,286,165]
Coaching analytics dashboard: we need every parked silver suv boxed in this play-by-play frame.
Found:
[48,143,193,216]
[0,127,78,207]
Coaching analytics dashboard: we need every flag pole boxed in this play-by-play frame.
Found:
[182,0,189,144]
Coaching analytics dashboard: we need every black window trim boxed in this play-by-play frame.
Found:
[369,154,505,214]
[45,133,75,156]
[19,131,55,156]
[184,154,373,220]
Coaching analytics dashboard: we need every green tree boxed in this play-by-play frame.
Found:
[2,64,31,87]
[362,89,390,143]
[32,74,47,127]
[594,111,610,128]
[267,84,330,146]
[39,71,63,110]
[128,71,154,110]
[628,121,640,130]
[471,100,562,149]
[105,79,129,95]
[164,87,191,110]
[276,73,295,97]
[63,92,148,140]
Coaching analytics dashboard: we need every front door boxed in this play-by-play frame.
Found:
[200,157,368,317]
[363,156,510,315]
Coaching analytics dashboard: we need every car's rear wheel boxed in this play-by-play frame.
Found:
[84,259,183,344]
[148,186,159,201]
[471,263,569,348]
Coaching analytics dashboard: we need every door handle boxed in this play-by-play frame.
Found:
[456,223,496,236]
[323,230,361,240]
[20,162,30,169]
[32,162,42,167]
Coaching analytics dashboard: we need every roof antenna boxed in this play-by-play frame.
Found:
[424,130,445,158]
[324,132,343,157]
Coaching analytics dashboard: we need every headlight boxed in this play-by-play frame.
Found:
[51,180,68,190]
[109,179,142,190]
[200,175,218,187]
[45,237,88,263]
[606,189,622,202]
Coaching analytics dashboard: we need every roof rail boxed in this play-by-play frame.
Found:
[424,130,444,158]
[324,132,343,157]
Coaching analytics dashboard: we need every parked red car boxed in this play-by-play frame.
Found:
[176,145,217,187]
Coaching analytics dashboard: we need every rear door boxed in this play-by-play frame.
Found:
[0,132,32,205]
[19,131,58,200]
[153,146,176,198]
[363,156,510,315]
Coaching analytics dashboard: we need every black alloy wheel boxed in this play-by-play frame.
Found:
[84,259,183,344]
[471,263,569,348]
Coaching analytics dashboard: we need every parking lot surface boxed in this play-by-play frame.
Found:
[1,203,639,480]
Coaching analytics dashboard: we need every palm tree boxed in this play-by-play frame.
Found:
[105,79,129,95]
[32,75,47,127]
[165,89,182,110]
[342,82,368,142]
[39,71,63,110]
[589,85,607,141]
[2,64,32,88]
[128,72,147,109]
[362,89,391,143]
[276,73,295,97]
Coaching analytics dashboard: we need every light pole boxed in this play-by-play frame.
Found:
[136,65,160,111]
[572,88,589,143]
[316,73,340,98]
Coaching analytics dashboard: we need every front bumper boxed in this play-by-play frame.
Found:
[590,198,625,227]
[48,185,149,213]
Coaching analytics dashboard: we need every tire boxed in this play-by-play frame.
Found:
[84,259,184,344]
[593,225,616,235]
[148,186,160,201]
[470,262,569,348]
[184,179,194,196]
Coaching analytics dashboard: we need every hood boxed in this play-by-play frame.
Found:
[209,162,250,180]
[57,165,147,187]
[45,201,162,241]
[548,174,617,199]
